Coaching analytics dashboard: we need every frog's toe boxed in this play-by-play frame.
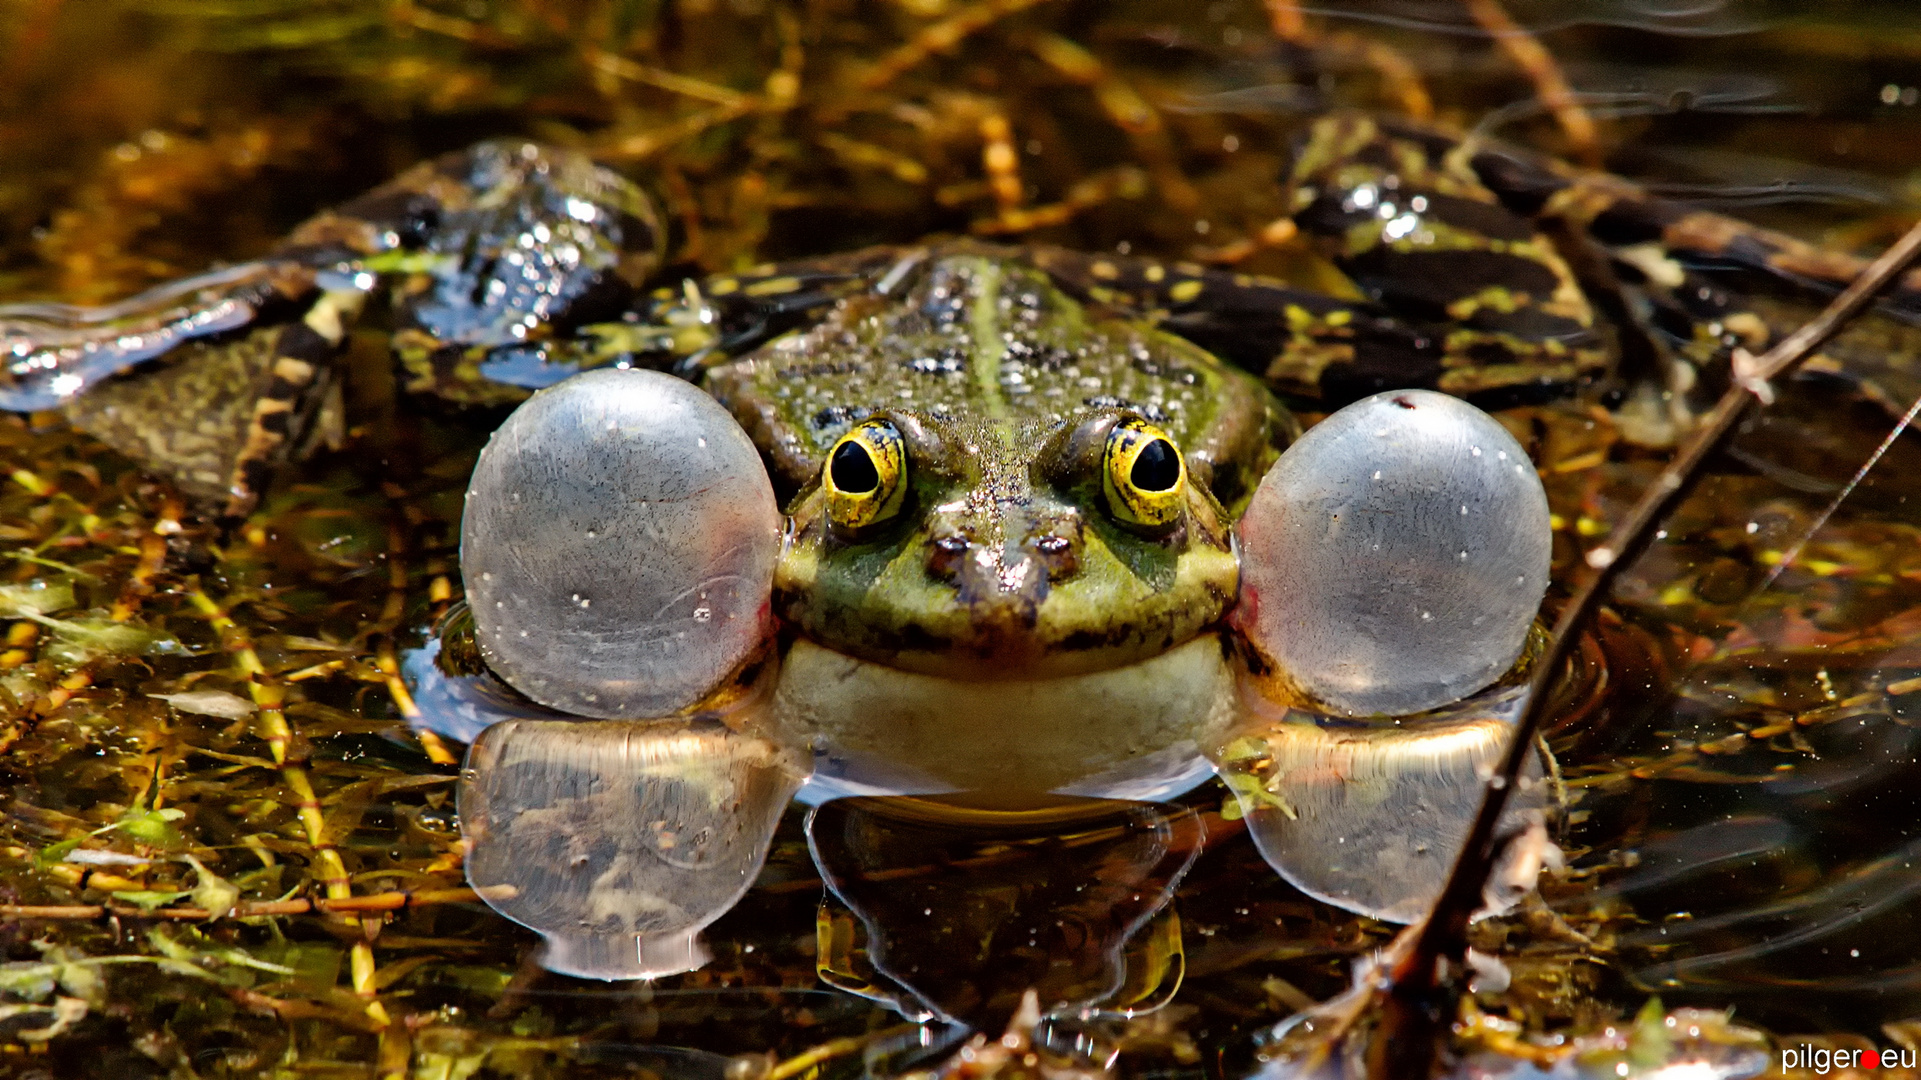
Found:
[459,717,805,980]
[460,367,782,718]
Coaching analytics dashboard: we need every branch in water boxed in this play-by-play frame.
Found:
[1375,212,1921,1080]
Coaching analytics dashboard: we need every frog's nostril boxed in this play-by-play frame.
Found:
[1028,533,1080,581]
[926,535,970,580]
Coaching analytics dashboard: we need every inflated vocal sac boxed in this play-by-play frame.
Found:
[460,367,782,719]
[1233,388,1551,718]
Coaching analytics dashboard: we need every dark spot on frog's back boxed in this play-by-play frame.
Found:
[812,404,866,431]
[1082,395,1167,424]
[1467,151,1569,216]
[1000,338,1071,370]
[1413,192,1537,242]
[1349,248,1564,317]
[1462,305,1590,346]
[919,267,973,326]
[906,345,967,375]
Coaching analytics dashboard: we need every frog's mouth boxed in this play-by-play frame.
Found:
[768,634,1242,811]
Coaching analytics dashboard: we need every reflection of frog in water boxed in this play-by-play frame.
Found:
[2,113,1909,991]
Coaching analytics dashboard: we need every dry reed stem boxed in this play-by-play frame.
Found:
[858,0,1057,92]
[1461,0,1598,164]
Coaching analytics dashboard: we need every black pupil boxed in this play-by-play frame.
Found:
[830,441,881,494]
[1130,439,1180,492]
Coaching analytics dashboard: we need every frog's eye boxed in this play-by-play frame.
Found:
[824,419,908,530]
[1103,418,1186,529]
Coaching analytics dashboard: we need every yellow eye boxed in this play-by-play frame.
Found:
[1104,417,1186,529]
[824,419,908,530]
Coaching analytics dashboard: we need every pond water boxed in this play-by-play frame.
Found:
[2,1,1921,1077]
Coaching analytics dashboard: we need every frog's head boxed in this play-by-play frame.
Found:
[775,405,1251,677]
[707,248,1284,679]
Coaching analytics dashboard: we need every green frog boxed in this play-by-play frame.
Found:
[0,112,1902,985]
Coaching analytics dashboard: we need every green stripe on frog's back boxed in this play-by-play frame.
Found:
[704,243,1280,511]
[964,256,1014,431]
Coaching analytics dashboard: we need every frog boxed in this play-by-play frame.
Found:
[2,111,1908,990]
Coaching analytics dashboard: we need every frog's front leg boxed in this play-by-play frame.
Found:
[1215,390,1558,922]
[454,368,805,979]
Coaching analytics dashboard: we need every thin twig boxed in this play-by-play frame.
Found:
[1376,215,1921,1079]
[1754,388,1921,596]
[186,578,391,1028]
[584,49,750,107]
